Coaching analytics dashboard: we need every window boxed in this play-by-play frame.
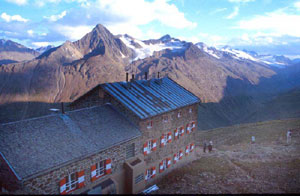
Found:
[146,169,152,180]
[126,143,135,159]
[147,140,152,153]
[173,152,180,164]
[66,173,77,192]
[186,123,192,134]
[147,121,153,129]
[145,167,156,181]
[178,127,184,137]
[177,111,182,118]
[91,159,112,182]
[96,161,105,177]
[60,171,85,194]
[135,173,144,184]
[144,139,156,155]
[189,108,192,113]
[160,133,167,147]
[163,115,168,123]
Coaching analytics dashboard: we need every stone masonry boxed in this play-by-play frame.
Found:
[20,138,140,194]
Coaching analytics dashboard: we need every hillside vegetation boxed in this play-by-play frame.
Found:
[154,118,300,194]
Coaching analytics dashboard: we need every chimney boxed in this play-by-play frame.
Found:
[61,102,65,114]
[130,74,135,82]
[145,72,148,80]
[126,72,129,82]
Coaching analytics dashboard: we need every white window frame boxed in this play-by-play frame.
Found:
[147,121,153,129]
[163,115,168,123]
[146,169,152,180]
[177,111,182,118]
[162,133,167,146]
[95,160,105,177]
[65,173,77,192]
[162,160,167,170]
[147,140,152,154]
[189,108,192,113]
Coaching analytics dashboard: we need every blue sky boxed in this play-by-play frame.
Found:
[1,0,300,56]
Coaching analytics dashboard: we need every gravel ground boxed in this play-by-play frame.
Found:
[153,119,300,194]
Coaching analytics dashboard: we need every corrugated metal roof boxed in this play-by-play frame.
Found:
[101,77,200,119]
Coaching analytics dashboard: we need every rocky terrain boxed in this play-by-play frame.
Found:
[153,118,300,194]
[0,23,300,126]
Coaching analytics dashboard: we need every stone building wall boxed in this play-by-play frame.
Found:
[22,137,141,194]
[139,103,199,185]
[69,87,105,110]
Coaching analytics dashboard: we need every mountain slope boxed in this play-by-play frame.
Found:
[0,24,299,125]
[0,24,131,105]
[0,39,39,65]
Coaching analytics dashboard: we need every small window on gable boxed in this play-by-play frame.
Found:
[177,111,182,118]
[126,143,135,159]
[163,115,168,123]
[189,108,192,113]
[147,121,153,129]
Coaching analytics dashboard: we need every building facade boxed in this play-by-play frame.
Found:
[0,76,200,194]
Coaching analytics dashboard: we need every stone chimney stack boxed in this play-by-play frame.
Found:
[61,102,65,114]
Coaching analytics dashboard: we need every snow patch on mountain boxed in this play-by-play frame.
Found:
[120,34,186,61]
[221,48,259,62]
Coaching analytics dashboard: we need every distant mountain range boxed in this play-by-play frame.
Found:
[0,39,39,65]
[0,24,299,127]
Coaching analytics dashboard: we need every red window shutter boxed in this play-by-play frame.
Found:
[91,164,97,182]
[185,146,189,155]
[143,142,148,155]
[179,150,183,160]
[167,132,172,143]
[190,143,195,152]
[59,177,67,195]
[192,121,196,131]
[159,162,164,173]
[151,167,156,178]
[181,127,184,137]
[160,136,165,147]
[167,158,171,168]
[77,170,85,188]
[174,129,178,140]
[173,153,177,164]
[152,139,157,151]
[105,159,112,174]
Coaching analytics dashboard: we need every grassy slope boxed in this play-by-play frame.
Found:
[154,118,300,194]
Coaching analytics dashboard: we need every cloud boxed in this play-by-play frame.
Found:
[295,1,300,10]
[32,41,51,47]
[197,32,227,46]
[1,0,196,46]
[228,0,255,3]
[226,6,239,19]
[52,24,94,40]
[236,9,300,37]
[210,8,227,15]
[27,29,34,36]
[44,11,67,22]
[5,0,27,5]
[34,0,62,7]
[1,12,29,22]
